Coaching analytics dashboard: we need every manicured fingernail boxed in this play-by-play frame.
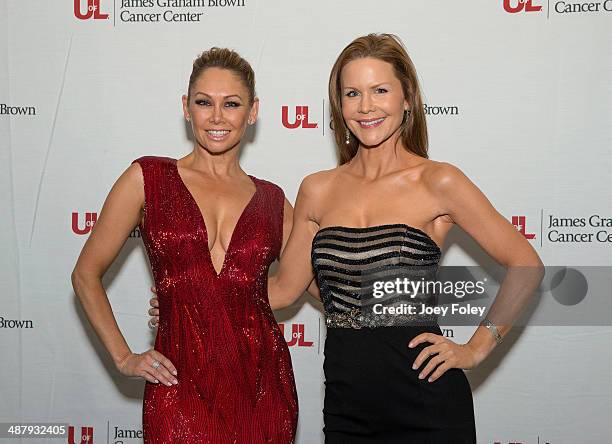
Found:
[428,378,433,382]
[172,371,177,376]
[412,364,417,370]
[408,342,414,348]
[154,379,159,383]
[173,379,178,384]
[418,374,424,379]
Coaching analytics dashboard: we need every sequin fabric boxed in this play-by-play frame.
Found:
[311,224,442,329]
[132,156,297,444]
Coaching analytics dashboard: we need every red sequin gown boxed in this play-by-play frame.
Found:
[131,156,298,443]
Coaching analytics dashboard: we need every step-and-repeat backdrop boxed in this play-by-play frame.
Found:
[1,1,611,443]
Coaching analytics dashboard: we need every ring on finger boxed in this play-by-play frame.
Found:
[148,319,156,329]
[151,360,161,369]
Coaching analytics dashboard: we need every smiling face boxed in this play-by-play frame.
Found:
[182,67,258,154]
[340,57,408,149]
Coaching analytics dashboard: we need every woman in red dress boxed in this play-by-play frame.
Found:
[71,48,299,443]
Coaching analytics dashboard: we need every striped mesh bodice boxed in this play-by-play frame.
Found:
[311,224,442,329]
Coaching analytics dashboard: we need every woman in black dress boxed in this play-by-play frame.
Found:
[267,33,543,443]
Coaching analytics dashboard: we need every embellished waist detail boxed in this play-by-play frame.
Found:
[325,306,438,329]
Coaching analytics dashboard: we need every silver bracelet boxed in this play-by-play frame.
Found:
[481,318,503,344]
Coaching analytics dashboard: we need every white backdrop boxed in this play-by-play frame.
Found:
[1,0,611,443]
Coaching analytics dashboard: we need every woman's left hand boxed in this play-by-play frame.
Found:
[409,333,483,383]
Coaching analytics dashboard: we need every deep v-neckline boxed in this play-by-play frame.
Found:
[172,158,259,277]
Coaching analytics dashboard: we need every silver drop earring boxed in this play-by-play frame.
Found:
[345,128,350,145]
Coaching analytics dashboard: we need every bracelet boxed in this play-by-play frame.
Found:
[481,318,503,345]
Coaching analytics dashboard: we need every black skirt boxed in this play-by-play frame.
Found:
[323,325,476,444]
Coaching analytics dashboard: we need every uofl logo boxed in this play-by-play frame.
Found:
[68,425,94,444]
[281,106,318,129]
[503,0,542,13]
[512,215,536,240]
[279,323,314,347]
[74,0,109,20]
[72,212,98,235]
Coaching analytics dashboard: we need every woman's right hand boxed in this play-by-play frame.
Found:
[148,286,160,328]
[115,349,178,386]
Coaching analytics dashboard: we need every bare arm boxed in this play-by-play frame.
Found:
[434,163,543,358]
[268,175,323,310]
[410,163,544,380]
[274,197,320,304]
[71,162,177,385]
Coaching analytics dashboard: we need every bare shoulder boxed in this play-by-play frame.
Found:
[124,161,144,183]
[299,167,339,198]
[116,162,145,194]
[421,160,471,193]
[101,162,146,209]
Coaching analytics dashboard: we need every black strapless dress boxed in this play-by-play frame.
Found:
[312,224,476,444]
